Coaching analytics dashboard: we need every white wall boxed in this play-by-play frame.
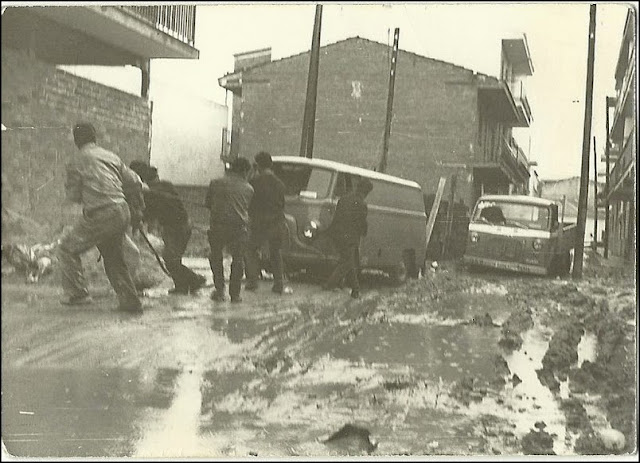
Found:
[149,81,227,186]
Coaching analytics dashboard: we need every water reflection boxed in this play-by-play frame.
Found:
[2,367,179,457]
[326,323,501,384]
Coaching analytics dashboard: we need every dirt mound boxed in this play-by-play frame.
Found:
[521,422,555,455]
[324,424,378,455]
[1,207,50,245]
[498,307,533,352]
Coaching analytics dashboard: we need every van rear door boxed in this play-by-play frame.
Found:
[271,161,336,251]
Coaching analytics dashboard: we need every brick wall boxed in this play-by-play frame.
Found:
[1,47,151,237]
[232,38,481,207]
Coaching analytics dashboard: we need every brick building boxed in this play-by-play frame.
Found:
[218,36,533,210]
[1,6,198,234]
[605,8,635,262]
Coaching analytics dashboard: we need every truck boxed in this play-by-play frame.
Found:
[463,195,577,276]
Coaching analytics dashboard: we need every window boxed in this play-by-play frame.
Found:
[366,180,424,212]
[271,163,333,199]
[472,200,551,230]
[333,173,356,198]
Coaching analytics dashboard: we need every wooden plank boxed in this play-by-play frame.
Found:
[442,174,457,257]
[425,177,448,252]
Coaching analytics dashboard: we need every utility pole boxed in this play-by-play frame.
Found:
[299,4,323,159]
[378,27,400,173]
[573,3,597,279]
[592,136,598,251]
[604,96,612,258]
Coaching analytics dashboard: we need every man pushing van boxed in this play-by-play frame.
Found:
[321,178,373,299]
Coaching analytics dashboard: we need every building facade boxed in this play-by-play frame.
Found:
[606,8,636,262]
[218,36,533,210]
[1,6,198,233]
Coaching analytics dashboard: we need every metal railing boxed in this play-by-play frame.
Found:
[118,5,196,46]
[609,128,634,190]
[612,44,634,133]
[500,136,529,179]
[507,80,532,124]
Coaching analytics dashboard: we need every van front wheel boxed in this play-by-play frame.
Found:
[389,261,408,286]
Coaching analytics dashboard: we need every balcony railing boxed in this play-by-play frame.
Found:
[609,126,635,191]
[507,80,532,125]
[500,136,529,180]
[118,5,196,46]
[612,44,634,132]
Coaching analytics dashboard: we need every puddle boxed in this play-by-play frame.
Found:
[210,318,267,344]
[320,322,502,384]
[134,368,212,457]
[502,328,572,455]
[576,331,597,368]
[2,367,180,457]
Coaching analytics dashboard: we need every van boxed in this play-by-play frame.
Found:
[269,156,427,283]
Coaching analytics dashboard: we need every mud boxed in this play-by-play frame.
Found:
[1,251,636,457]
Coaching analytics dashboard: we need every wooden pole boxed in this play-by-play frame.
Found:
[604,96,612,258]
[592,136,598,251]
[299,4,323,158]
[572,4,597,279]
[442,174,457,258]
[378,28,400,173]
[425,177,448,255]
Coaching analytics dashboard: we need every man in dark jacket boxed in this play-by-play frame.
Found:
[205,157,254,303]
[129,162,206,295]
[322,178,373,299]
[244,151,287,294]
[58,122,143,313]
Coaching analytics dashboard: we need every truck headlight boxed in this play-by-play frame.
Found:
[470,232,479,243]
[532,239,543,250]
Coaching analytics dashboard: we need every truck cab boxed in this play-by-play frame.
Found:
[463,195,576,276]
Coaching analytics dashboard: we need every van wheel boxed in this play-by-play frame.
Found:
[389,261,408,286]
[403,249,419,279]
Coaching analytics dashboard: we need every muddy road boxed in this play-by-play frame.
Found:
[1,254,636,458]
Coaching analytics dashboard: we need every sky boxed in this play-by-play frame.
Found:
[55,2,631,181]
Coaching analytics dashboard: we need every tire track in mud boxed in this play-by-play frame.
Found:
[249,291,385,371]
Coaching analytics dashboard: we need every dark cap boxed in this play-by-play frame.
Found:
[254,151,273,169]
[73,122,96,148]
[230,157,252,175]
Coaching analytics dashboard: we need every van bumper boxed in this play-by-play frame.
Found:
[463,255,548,276]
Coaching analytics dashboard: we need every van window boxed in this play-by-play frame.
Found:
[272,163,333,198]
[367,180,423,212]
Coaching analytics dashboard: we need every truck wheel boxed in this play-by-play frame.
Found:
[389,261,408,286]
[548,253,571,277]
[559,252,572,276]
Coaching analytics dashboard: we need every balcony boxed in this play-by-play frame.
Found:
[611,43,635,136]
[28,5,199,63]
[500,137,530,183]
[608,127,635,201]
[509,81,532,127]
[119,6,195,47]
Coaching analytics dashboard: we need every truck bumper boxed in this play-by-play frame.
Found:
[463,255,548,276]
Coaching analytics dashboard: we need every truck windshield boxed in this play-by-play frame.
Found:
[472,200,550,230]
